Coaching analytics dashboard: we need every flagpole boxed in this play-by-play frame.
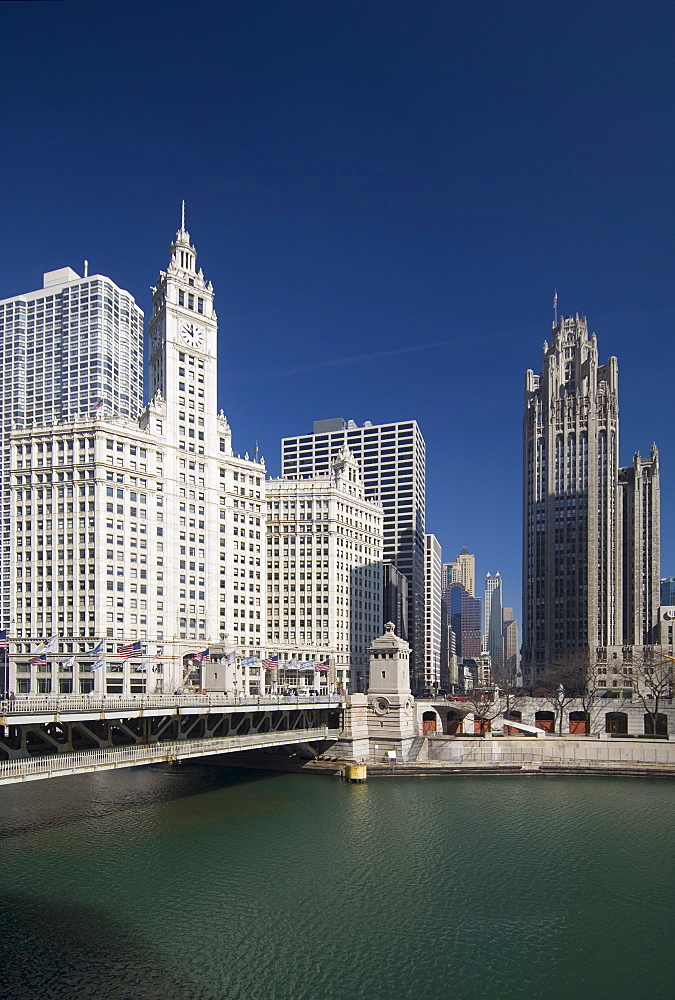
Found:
[553,288,558,325]
[1,625,8,700]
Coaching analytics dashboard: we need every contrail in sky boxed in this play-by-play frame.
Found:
[223,304,672,386]
[223,329,503,385]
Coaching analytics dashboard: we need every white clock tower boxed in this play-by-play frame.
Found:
[148,204,222,454]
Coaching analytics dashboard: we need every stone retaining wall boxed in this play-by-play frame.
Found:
[426,736,675,767]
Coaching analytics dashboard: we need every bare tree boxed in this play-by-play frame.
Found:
[630,648,674,737]
[536,649,589,735]
[461,687,509,735]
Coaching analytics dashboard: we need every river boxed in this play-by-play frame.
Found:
[0,764,673,999]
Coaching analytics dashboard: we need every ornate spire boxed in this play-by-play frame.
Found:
[174,199,191,247]
[168,201,197,272]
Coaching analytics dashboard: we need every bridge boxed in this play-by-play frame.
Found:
[0,693,345,785]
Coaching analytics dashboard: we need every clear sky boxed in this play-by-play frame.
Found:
[1,0,673,618]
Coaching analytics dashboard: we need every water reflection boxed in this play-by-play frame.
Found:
[0,893,201,1000]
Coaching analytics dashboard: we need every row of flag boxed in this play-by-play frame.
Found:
[191,652,331,672]
[24,638,144,657]
[12,634,332,673]
[28,654,159,672]
[257,655,330,672]
[26,638,144,665]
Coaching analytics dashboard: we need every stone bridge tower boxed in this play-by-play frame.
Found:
[367,622,416,746]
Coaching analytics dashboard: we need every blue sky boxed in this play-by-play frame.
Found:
[1,0,673,618]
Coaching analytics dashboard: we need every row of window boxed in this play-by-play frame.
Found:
[177,291,204,313]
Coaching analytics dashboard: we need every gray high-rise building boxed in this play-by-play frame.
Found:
[483,572,503,673]
[282,418,426,689]
[522,315,660,682]
[619,447,660,645]
[383,563,408,642]
[424,533,442,691]
[502,608,519,684]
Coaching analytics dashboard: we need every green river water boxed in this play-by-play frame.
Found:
[0,764,673,1000]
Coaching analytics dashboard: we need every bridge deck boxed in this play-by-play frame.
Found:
[0,693,345,725]
[0,727,340,785]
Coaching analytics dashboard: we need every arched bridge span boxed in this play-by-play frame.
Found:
[0,694,345,784]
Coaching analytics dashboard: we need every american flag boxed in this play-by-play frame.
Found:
[30,654,47,667]
[262,655,279,669]
[315,661,330,673]
[117,641,143,659]
[192,648,210,663]
[0,630,6,650]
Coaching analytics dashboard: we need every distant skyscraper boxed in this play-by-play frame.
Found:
[522,315,660,681]
[483,572,503,673]
[442,548,475,596]
[282,417,426,689]
[424,534,442,690]
[455,548,475,596]
[502,607,519,684]
[440,593,454,691]
[0,265,144,623]
[661,577,675,607]
[446,582,481,661]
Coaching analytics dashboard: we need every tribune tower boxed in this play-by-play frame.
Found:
[522,314,660,686]
[522,316,621,682]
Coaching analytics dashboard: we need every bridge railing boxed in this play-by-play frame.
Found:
[0,693,346,715]
[0,727,340,783]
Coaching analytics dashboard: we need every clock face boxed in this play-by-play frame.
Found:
[150,325,163,350]
[181,323,204,349]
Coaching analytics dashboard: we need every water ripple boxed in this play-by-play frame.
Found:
[0,768,674,999]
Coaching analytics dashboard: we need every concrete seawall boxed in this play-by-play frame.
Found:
[362,735,675,778]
